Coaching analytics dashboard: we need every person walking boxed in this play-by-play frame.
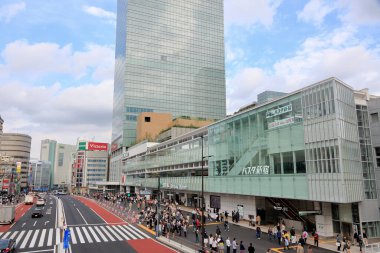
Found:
[302,230,308,244]
[307,245,313,253]
[256,227,261,239]
[239,241,245,253]
[336,233,342,251]
[195,229,199,243]
[218,238,225,253]
[313,232,319,247]
[212,235,218,252]
[209,234,214,249]
[296,243,304,253]
[247,243,255,253]
[284,236,290,251]
[363,230,368,246]
[276,230,282,245]
[358,235,364,253]
[226,237,231,253]
[232,238,237,253]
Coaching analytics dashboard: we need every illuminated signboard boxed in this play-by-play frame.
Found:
[266,104,292,118]
[88,142,108,151]
[268,116,295,129]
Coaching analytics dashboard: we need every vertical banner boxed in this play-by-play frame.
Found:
[16,162,21,174]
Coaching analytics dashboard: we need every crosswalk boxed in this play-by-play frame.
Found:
[0,225,150,250]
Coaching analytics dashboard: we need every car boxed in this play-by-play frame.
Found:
[36,198,45,207]
[31,208,43,218]
[0,238,16,252]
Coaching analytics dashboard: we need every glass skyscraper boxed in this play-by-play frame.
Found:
[111,0,226,148]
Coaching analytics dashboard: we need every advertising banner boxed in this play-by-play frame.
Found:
[88,142,108,151]
[16,162,21,174]
[2,179,10,189]
[78,142,87,151]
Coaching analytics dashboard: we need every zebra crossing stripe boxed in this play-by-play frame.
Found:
[94,226,108,242]
[9,231,18,239]
[29,229,39,248]
[81,227,93,243]
[105,226,122,241]
[128,225,150,238]
[112,226,130,240]
[47,228,53,246]
[75,227,85,244]
[38,229,46,247]
[2,232,10,239]
[15,230,25,247]
[122,225,141,239]
[88,226,100,242]
[100,225,116,241]
[20,230,33,249]
[119,225,137,240]
[69,228,77,244]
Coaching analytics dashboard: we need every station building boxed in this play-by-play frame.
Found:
[123,77,380,238]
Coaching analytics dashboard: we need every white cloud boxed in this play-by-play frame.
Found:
[0,40,114,81]
[224,0,282,28]
[227,27,380,114]
[82,5,116,21]
[0,2,25,23]
[0,80,113,158]
[338,0,380,25]
[297,0,336,26]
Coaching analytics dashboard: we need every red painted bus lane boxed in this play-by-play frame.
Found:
[128,238,178,253]
[0,203,34,232]
[73,196,126,224]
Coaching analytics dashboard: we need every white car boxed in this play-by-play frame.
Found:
[36,199,45,207]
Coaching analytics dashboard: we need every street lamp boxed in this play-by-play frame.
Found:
[200,135,212,252]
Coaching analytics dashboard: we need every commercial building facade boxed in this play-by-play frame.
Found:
[110,0,226,185]
[29,160,51,191]
[123,78,380,238]
[40,139,75,189]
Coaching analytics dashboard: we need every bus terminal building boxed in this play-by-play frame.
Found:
[123,77,380,238]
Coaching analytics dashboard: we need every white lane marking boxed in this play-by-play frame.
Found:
[87,226,100,242]
[76,208,88,225]
[33,220,37,226]
[17,249,54,253]
[47,228,53,246]
[29,229,40,248]
[94,226,108,242]
[128,225,150,238]
[81,226,93,243]
[0,232,3,237]
[15,230,25,246]
[55,228,60,244]
[105,226,123,241]
[2,231,11,238]
[69,228,77,244]
[20,230,33,248]
[38,229,47,247]
[75,227,85,244]
[122,225,142,239]
[9,231,18,239]
[119,225,137,240]
[100,226,115,241]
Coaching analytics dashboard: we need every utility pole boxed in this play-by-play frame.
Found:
[156,175,160,238]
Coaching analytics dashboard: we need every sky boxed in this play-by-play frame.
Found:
[0,0,380,158]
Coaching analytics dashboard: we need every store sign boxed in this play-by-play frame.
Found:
[16,162,21,174]
[78,142,87,151]
[111,143,119,152]
[268,116,295,129]
[266,104,292,118]
[162,183,188,190]
[88,142,108,151]
[240,165,270,175]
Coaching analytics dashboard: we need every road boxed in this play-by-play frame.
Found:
[0,194,177,253]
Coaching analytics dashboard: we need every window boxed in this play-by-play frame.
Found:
[145,117,151,122]
[370,113,379,124]
[375,147,380,157]
[58,153,64,166]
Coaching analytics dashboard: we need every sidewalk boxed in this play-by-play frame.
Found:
[178,205,365,253]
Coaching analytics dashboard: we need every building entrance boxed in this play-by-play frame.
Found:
[342,222,353,238]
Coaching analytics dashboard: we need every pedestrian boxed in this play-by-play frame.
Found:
[353,231,359,246]
[363,230,368,246]
[284,236,290,251]
[256,227,261,239]
[296,243,304,253]
[336,233,342,251]
[226,237,231,253]
[239,241,245,253]
[248,243,255,253]
[218,238,225,253]
[195,229,199,243]
[256,215,261,226]
[224,220,229,231]
[268,226,273,240]
[225,210,229,221]
[232,238,237,253]
[216,225,221,236]
[266,249,271,253]
[276,230,282,245]
[212,235,218,252]
[232,211,235,222]
[358,235,363,253]
[307,245,313,253]
[183,223,187,238]
[313,232,318,247]
[302,230,308,244]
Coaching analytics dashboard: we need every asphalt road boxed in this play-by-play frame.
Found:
[0,194,176,253]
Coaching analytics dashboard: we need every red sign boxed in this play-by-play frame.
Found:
[88,142,108,151]
[2,179,10,189]
[111,143,118,152]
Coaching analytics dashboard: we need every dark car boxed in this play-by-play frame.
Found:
[0,238,16,252]
[31,208,43,218]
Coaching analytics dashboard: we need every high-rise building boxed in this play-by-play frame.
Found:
[0,115,3,135]
[40,140,75,189]
[111,0,226,184]
[29,160,51,191]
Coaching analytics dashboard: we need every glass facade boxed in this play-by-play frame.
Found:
[111,0,226,148]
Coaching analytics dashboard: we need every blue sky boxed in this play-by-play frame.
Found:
[0,0,380,157]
